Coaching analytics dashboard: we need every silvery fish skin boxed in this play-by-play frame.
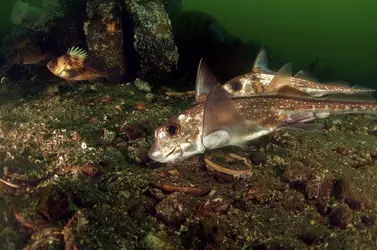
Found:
[222,47,376,97]
[149,59,377,163]
[148,104,205,163]
[148,90,377,163]
[222,71,375,98]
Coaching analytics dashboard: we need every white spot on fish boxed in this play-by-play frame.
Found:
[178,114,185,120]
[316,112,330,119]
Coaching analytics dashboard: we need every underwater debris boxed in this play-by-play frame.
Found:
[63,210,89,250]
[151,183,209,197]
[165,90,195,98]
[0,178,20,189]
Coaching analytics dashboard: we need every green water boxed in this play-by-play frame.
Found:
[184,0,377,84]
[1,0,376,85]
[0,0,42,37]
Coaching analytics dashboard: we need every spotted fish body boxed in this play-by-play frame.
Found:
[221,47,376,97]
[222,72,374,98]
[149,58,377,163]
[148,90,377,163]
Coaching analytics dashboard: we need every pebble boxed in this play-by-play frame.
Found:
[155,192,199,227]
[283,161,312,186]
[81,162,103,177]
[361,213,375,227]
[249,151,267,165]
[134,78,152,93]
[38,184,69,221]
[145,93,156,103]
[329,204,353,229]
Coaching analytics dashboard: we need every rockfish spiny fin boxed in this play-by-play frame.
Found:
[67,46,88,60]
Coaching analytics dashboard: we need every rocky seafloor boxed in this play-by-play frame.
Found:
[0,78,377,249]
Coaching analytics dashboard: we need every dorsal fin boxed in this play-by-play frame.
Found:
[251,46,273,73]
[294,70,318,82]
[195,58,218,103]
[67,46,88,60]
[264,62,293,93]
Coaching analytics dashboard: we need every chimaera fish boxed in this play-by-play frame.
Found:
[148,61,377,163]
[219,46,376,98]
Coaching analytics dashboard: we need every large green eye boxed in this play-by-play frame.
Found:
[231,81,243,91]
[165,123,180,136]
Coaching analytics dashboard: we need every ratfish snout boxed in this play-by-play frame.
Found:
[147,144,163,162]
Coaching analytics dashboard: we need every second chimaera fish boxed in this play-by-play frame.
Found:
[149,61,377,163]
[220,46,376,98]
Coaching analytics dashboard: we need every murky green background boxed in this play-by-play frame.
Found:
[1,0,376,84]
[0,0,41,37]
[183,0,377,82]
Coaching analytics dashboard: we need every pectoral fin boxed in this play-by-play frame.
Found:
[202,82,245,150]
[195,59,218,103]
[63,69,82,78]
[202,129,231,149]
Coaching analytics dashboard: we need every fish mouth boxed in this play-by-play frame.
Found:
[57,64,67,77]
[47,61,67,77]
[148,144,178,163]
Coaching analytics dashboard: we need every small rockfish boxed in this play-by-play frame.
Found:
[13,44,53,65]
[0,46,52,75]
[47,46,120,83]
[221,46,376,98]
[149,61,377,163]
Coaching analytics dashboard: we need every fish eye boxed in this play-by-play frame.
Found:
[231,81,243,92]
[165,123,180,137]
